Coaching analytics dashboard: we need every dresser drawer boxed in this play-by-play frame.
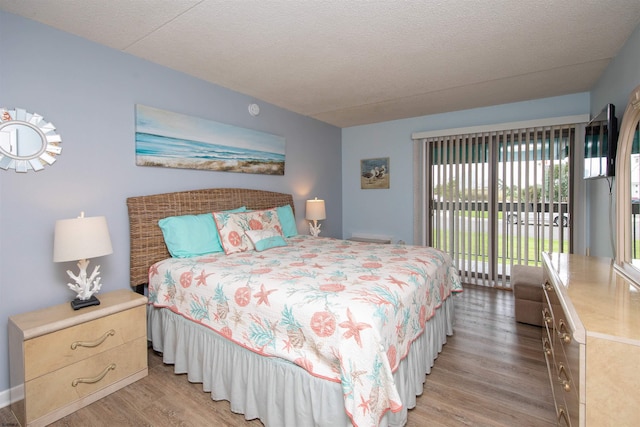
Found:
[23,305,146,381]
[541,333,559,413]
[543,278,579,426]
[556,321,580,416]
[554,311,580,396]
[542,285,555,360]
[24,335,147,423]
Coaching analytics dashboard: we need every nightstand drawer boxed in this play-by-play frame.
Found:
[24,335,147,423]
[24,305,146,381]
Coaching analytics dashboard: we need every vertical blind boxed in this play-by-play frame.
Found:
[421,124,575,288]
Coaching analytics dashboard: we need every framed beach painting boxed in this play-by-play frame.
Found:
[135,104,285,175]
[360,157,389,189]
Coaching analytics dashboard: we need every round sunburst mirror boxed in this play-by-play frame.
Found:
[0,107,62,172]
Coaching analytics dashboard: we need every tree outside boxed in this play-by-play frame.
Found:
[433,160,569,203]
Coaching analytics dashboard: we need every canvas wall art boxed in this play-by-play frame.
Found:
[135,104,285,175]
[361,157,389,189]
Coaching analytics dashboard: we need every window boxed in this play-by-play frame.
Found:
[413,119,581,288]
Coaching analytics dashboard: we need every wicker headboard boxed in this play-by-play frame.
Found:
[126,188,295,289]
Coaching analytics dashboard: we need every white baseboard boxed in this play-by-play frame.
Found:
[0,387,11,409]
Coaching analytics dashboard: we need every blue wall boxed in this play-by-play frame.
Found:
[0,11,341,396]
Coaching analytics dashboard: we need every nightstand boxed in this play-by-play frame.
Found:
[8,289,148,427]
[347,236,392,244]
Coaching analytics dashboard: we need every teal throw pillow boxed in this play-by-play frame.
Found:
[246,229,288,251]
[276,204,298,237]
[158,213,218,258]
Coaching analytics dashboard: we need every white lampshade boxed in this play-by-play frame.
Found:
[305,198,326,221]
[53,213,113,262]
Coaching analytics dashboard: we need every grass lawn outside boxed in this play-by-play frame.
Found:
[432,219,569,269]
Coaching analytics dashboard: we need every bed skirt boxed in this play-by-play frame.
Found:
[147,297,454,427]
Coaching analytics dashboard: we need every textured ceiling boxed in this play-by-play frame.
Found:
[2,1,640,128]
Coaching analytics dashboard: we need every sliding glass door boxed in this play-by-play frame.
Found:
[425,125,574,288]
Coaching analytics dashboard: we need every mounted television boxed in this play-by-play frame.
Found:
[584,103,618,179]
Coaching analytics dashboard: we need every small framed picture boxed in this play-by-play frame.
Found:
[360,157,389,189]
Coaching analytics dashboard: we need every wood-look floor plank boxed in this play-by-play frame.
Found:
[0,285,555,426]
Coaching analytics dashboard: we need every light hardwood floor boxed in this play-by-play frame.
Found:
[0,285,555,426]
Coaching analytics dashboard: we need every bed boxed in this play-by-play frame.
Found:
[127,188,462,427]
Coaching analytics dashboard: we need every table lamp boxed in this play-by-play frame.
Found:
[305,197,326,237]
[53,212,113,310]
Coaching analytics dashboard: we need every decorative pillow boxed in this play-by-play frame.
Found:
[276,204,298,237]
[210,206,247,251]
[214,208,283,254]
[158,213,219,258]
[246,229,287,251]
[158,206,246,258]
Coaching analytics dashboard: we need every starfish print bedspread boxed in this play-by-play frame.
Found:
[148,236,462,427]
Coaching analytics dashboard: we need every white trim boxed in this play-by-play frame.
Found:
[0,387,11,409]
[411,114,590,140]
[0,383,23,410]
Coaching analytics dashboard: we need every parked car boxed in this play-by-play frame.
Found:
[506,212,569,227]
[554,214,569,227]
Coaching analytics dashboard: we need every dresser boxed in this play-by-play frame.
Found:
[542,253,640,426]
[8,289,148,427]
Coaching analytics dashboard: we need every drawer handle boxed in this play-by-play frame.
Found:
[71,363,116,387]
[71,329,116,350]
[558,363,571,392]
[557,407,570,426]
[557,320,571,344]
[542,337,552,356]
[542,308,552,325]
